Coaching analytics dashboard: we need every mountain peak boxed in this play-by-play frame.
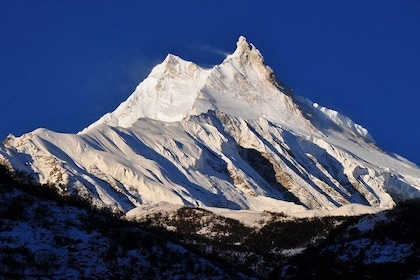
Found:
[235,35,252,51]
[158,53,195,75]
[83,36,293,131]
[221,36,285,92]
[230,35,264,64]
[162,53,183,65]
[163,53,178,61]
[3,36,420,217]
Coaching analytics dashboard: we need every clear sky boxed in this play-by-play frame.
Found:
[1,1,420,165]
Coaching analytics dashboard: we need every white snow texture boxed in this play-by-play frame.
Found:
[1,36,420,217]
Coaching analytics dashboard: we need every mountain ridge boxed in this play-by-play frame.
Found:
[83,36,310,134]
[1,36,420,216]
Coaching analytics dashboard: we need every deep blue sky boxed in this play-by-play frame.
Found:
[1,1,420,165]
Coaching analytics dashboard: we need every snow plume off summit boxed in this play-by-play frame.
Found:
[1,36,420,216]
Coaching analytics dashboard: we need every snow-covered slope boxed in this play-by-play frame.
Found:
[1,36,420,215]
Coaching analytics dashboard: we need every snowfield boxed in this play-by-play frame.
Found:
[1,36,420,217]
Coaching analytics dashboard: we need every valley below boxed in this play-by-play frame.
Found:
[1,166,419,279]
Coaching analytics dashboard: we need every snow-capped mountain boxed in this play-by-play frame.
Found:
[1,36,420,215]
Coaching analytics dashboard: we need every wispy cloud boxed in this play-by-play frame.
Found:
[196,44,230,57]
[179,41,230,59]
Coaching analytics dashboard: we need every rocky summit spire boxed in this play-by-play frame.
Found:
[225,36,287,93]
[230,36,265,66]
[235,35,253,51]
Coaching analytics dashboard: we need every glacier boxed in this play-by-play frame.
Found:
[1,36,420,216]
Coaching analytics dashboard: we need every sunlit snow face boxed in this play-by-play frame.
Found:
[2,36,420,217]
